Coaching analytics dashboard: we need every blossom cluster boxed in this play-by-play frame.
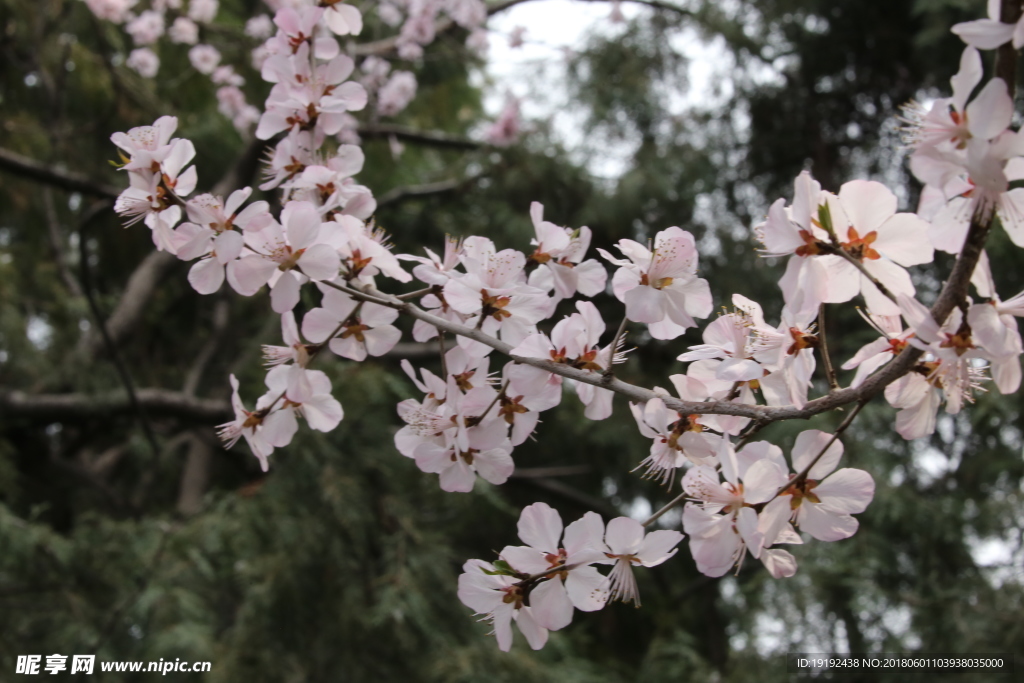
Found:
[83,0,521,137]
[104,0,1024,654]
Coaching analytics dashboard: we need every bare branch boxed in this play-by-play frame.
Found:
[356,123,483,150]
[377,177,475,208]
[0,146,121,199]
[0,389,232,422]
[818,304,839,392]
[82,250,178,356]
[42,187,86,299]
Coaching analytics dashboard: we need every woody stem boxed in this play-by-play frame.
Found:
[818,304,840,392]
[602,314,630,380]
[767,399,867,502]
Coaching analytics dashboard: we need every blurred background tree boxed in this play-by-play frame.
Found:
[0,0,1021,680]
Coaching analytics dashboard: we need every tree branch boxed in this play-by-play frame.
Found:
[0,389,232,422]
[356,123,484,150]
[377,176,480,207]
[0,146,121,199]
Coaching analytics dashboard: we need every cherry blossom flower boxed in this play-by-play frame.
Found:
[444,238,550,347]
[259,365,343,433]
[510,301,619,419]
[899,293,992,416]
[245,14,273,39]
[597,517,683,606]
[228,201,340,312]
[498,503,608,631]
[911,130,1024,252]
[598,226,712,339]
[327,215,411,284]
[126,10,164,46]
[399,235,464,286]
[188,44,221,74]
[525,202,607,300]
[377,71,417,117]
[322,0,362,36]
[901,48,1008,153]
[820,180,932,316]
[169,17,199,44]
[217,375,297,471]
[742,301,818,409]
[952,1,1024,50]
[110,116,179,170]
[457,558,550,651]
[260,130,320,191]
[188,0,218,24]
[841,312,913,388]
[755,171,843,313]
[84,0,137,23]
[629,395,717,485]
[486,96,522,146]
[284,145,375,217]
[256,45,367,140]
[301,287,401,361]
[678,305,761,382]
[763,430,875,542]
[411,416,514,492]
[126,47,160,77]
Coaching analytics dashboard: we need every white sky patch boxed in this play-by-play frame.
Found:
[481,0,735,178]
[27,316,53,350]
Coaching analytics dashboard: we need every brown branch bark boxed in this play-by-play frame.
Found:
[377,177,475,207]
[0,389,232,422]
[357,123,483,150]
[0,147,121,199]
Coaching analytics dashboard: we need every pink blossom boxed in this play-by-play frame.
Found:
[598,226,712,339]
[597,517,683,606]
[485,97,521,146]
[126,11,165,46]
[187,0,218,24]
[763,430,875,543]
[245,15,274,39]
[525,202,607,300]
[126,48,160,78]
[323,0,362,36]
[301,286,402,361]
[83,0,137,23]
[260,365,343,433]
[168,17,199,44]
[820,180,932,316]
[457,559,549,651]
[188,44,221,75]
[498,503,609,630]
[227,201,340,312]
[377,71,417,116]
[217,375,297,471]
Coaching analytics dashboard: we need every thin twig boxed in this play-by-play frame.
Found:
[438,331,449,378]
[396,286,438,301]
[767,399,868,503]
[0,146,121,199]
[642,491,689,528]
[831,248,896,303]
[602,314,629,380]
[818,304,840,392]
[466,380,510,427]
[78,207,161,458]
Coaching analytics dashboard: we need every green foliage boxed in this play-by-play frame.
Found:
[1,0,1023,680]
